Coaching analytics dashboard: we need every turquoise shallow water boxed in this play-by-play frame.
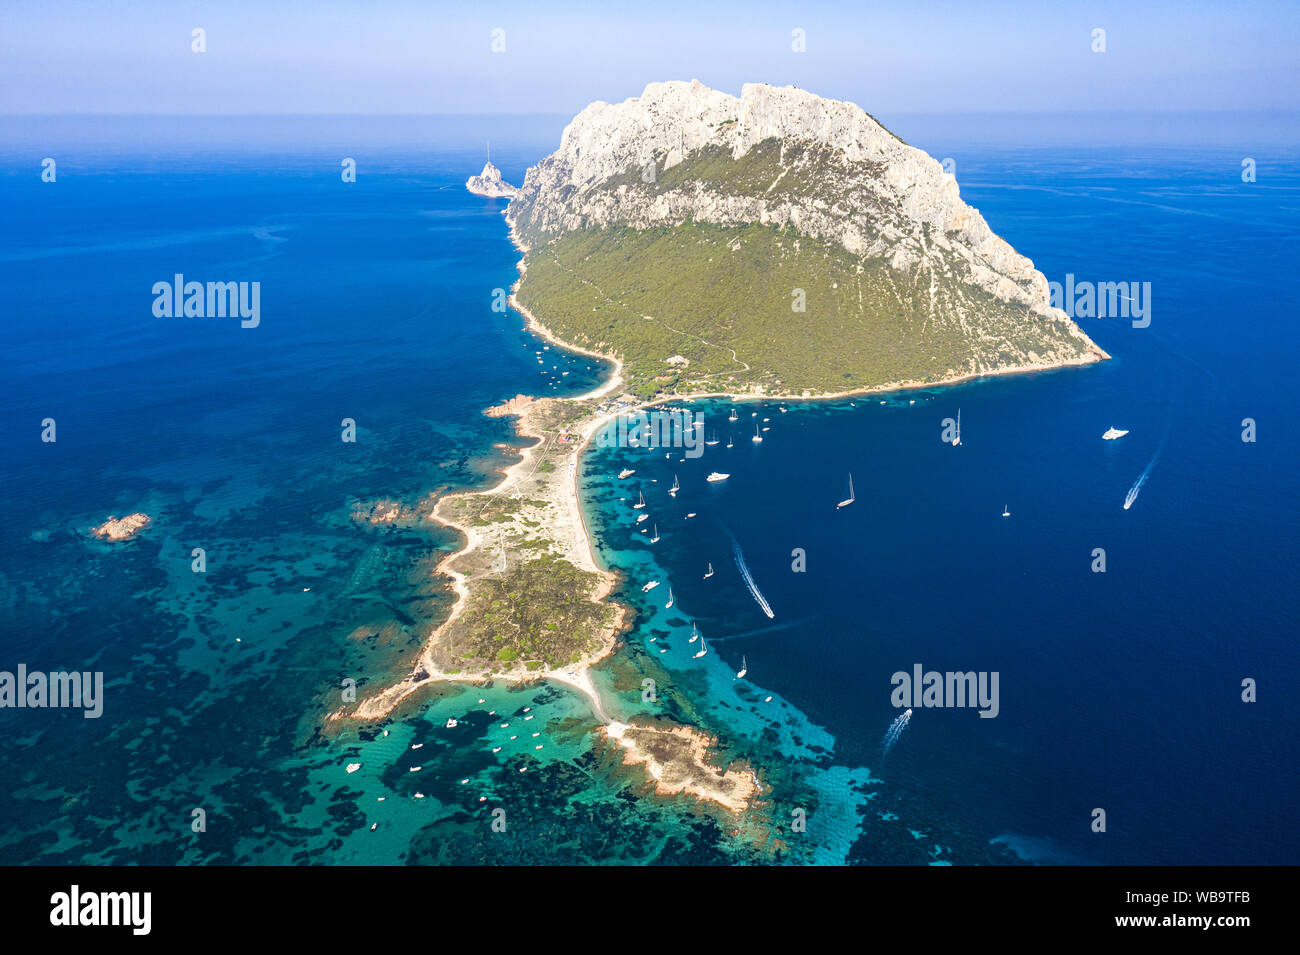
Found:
[1,117,1296,865]
[0,116,795,865]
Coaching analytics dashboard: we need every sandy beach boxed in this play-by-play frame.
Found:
[338,385,629,723]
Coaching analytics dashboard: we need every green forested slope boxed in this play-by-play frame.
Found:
[517,221,1094,398]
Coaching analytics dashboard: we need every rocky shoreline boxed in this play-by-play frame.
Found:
[91,512,150,542]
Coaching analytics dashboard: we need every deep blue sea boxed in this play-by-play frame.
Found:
[1,114,1296,865]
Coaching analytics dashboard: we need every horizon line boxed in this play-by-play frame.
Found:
[4,108,1299,119]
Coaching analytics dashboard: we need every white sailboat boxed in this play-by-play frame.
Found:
[1002,504,1010,518]
[726,435,734,448]
[633,490,646,510]
[665,587,673,609]
[693,637,708,659]
[703,562,715,579]
[669,474,680,496]
[952,408,962,446]
[729,408,739,422]
[689,622,699,644]
[752,424,763,443]
[649,524,660,543]
[837,472,855,509]
[736,656,747,680]
[705,430,720,446]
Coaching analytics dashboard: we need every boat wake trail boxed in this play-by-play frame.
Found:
[725,529,775,619]
[707,616,813,643]
[1123,434,1169,510]
[882,708,912,760]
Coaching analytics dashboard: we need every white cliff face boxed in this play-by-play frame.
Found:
[466,161,518,198]
[507,80,1074,323]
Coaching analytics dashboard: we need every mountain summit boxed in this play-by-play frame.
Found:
[506,81,1106,396]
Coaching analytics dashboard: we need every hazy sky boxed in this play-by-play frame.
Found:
[3,0,1297,116]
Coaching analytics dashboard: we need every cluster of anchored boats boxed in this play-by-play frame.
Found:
[614,405,789,691]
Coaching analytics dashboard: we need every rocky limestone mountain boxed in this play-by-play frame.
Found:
[505,81,1106,397]
[466,161,518,198]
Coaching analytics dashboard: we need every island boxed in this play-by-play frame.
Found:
[465,161,518,198]
[509,80,1105,397]
[336,81,1107,816]
[91,512,151,541]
